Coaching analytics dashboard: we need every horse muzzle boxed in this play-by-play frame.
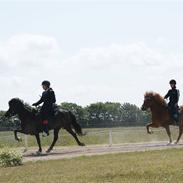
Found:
[4,109,14,118]
[141,105,146,111]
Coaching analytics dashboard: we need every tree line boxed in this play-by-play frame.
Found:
[60,102,150,128]
[0,102,150,130]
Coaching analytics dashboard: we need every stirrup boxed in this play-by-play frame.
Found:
[42,131,49,137]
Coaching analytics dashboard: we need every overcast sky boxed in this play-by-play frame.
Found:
[0,0,183,110]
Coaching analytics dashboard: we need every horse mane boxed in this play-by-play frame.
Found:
[145,92,167,108]
[11,98,38,114]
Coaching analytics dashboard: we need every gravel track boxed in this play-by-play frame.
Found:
[23,141,183,162]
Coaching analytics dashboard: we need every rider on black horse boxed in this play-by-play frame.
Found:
[32,80,56,136]
[164,79,180,124]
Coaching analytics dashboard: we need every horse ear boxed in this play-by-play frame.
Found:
[9,98,23,109]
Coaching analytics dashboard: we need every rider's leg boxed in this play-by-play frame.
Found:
[168,104,178,125]
[42,119,49,136]
[40,107,50,136]
[173,107,179,125]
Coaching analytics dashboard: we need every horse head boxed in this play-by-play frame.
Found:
[141,92,167,111]
[141,95,153,111]
[5,98,24,118]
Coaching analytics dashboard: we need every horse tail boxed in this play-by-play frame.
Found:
[69,111,84,136]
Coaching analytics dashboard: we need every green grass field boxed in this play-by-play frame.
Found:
[1,148,183,183]
[0,126,181,148]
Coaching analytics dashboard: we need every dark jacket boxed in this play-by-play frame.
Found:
[34,88,56,120]
[34,88,56,107]
[164,88,179,106]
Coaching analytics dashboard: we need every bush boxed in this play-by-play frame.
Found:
[0,148,22,167]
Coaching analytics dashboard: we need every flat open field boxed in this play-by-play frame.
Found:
[1,127,183,183]
[1,148,183,183]
[0,126,181,148]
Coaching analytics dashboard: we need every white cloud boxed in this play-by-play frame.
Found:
[0,34,62,108]
[1,33,183,110]
[0,34,59,68]
[61,42,183,106]
[66,42,163,72]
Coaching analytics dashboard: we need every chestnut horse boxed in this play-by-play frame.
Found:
[141,92,183,144]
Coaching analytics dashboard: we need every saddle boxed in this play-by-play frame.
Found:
[52,104,60,115]
[34,104,60,124]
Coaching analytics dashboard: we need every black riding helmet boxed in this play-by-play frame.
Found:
[169,79,176,85]
[42,80,50,87]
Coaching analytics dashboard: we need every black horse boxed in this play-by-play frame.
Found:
[4,98,85,153]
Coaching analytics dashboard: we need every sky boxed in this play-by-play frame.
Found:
[0,0,183,110]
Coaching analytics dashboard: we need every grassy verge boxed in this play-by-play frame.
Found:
[1,148,183,183]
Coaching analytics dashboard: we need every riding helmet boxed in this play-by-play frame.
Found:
[169,79,176,85]
[42,80,50,87]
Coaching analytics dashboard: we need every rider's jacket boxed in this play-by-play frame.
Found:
[164,88,180,106]
[34,88,56,120]
[34,88,56,107]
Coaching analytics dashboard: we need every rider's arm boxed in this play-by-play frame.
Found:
[50,90,56,103]
[177,89,180,102]
[33,92,46,106]
[33,98,43,106]
[164,90,170,99]
[175,90,180,106]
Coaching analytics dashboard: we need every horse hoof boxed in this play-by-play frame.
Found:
[16,137,22,142]
[79,143,85,146]
[46,149,51,153]
[174,141,178,145]
[167,142,172,146]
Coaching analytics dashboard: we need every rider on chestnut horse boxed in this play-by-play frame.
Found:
[32,80,56,136]
[164,79,180,125]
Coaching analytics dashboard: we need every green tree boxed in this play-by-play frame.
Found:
[120,103,150,126]
[59,102,87,126]
[0,111,20,130]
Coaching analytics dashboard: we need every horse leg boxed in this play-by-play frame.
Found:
[14,129,23,141]
[46,128,60,153]
[164,125,172,144]
[146,123,153,134]
[175,126,183,144]
[35,134,42,153]
[66,126,85,146]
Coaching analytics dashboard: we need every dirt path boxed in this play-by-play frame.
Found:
[23,141,183,162]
